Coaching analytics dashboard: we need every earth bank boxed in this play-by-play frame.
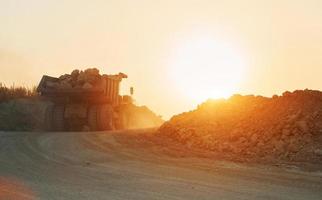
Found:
[158,90,322,167]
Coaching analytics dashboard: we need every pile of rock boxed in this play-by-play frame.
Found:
[158,89,322,164]
[50,68,126,90]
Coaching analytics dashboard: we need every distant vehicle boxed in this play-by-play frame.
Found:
[37,71,132,131]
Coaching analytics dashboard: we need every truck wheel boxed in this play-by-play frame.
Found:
[88,105,114,131]
[52,105,65,131]
[97,104,114,131]
[88,105,98,131]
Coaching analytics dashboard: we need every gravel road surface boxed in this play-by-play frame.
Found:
[0,130,321,200]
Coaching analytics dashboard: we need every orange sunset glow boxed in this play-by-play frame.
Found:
[1,1,322,200]
[1,1,322,119]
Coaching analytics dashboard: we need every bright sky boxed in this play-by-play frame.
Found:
[1,0,322,119]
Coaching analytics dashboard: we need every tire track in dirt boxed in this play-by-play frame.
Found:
[0,130,321,200]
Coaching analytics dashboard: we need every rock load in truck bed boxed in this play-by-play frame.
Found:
[42,68,127,91]
[158,89,322,166]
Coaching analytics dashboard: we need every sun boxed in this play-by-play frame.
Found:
[168,35,247,103]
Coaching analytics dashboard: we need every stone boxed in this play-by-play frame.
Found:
[71,69,80,78]
[274,140,285,152]
[59,74,70,80]
[250,134,258,143]
[77,72,86,84]
[282,128,290,136]
[296,120,309,133]
[287,143,299,153]
[82,82,93,89]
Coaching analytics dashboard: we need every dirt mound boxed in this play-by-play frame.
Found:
[158,89,322,165]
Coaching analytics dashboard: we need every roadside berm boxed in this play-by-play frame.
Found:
[158,89,322,167]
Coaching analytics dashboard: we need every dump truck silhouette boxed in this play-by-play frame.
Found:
[37,71,132,131]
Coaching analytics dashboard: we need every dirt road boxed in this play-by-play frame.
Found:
[0,129,321,200]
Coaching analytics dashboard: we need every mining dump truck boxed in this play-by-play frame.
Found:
[37,69,132,131]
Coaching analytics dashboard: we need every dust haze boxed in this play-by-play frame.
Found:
[1,0,322,199]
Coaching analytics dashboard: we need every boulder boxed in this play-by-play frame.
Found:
[82,82,93,89]
[71,69,80,79]
[296,120,309,133]
[59,74,71,80]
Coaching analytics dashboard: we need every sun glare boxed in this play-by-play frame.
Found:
[168,35,247,103]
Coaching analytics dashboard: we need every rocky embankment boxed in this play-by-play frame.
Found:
[159,90,322,166]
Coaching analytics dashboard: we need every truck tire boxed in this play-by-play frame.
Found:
[87,104,114,131]
[115,109,128,130]
[52,105,65,131]
[97,104,114,131]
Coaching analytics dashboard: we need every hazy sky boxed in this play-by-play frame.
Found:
[1,0,322,119]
